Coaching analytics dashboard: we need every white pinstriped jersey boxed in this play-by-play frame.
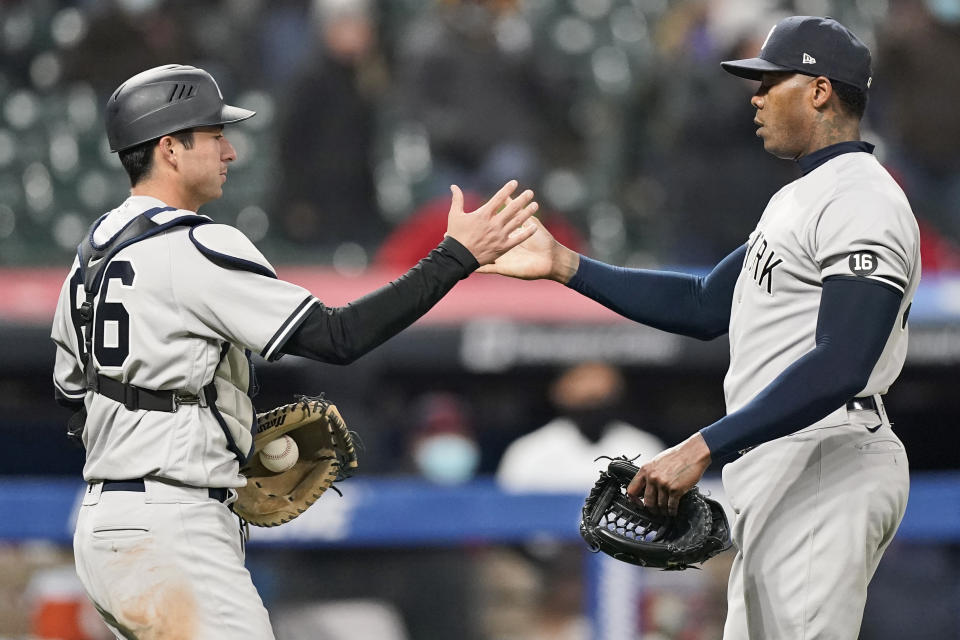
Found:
[725,152,920,425]
[51,196,319,487]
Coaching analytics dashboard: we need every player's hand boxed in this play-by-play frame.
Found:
[476,216,581,283]
[626,433,712,516]
[445,181,539,266]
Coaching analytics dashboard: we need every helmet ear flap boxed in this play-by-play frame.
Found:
[105,64,255,153]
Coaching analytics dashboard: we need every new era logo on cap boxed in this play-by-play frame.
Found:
[720,16,873,91]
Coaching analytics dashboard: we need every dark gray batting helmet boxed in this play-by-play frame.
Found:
[105,64,256,153]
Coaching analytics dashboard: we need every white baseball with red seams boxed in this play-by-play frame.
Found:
[259,435,298,472]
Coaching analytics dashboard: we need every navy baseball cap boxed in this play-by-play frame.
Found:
[721,16,872,91]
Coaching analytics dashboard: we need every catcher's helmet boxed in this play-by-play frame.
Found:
[105,64,255,153]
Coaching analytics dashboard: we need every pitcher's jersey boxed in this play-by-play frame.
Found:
[51,196,319,487]
[725,152,920,427]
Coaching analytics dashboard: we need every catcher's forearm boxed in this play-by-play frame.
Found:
[565,244,745,340]
[281,237,478,363]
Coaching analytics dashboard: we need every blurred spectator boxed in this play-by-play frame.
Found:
[273,598,409,640]
[373,189,586,270]
[916,220,960,271]
[272,0,391,252]
[860,541,960,639]
[474,548,542,640]
[873,0,960,248]
[526,553,590,640]
[622,7,799,265]
[407,392,481,485]
[26,565,112,640]
[254,0,317,90]
[474,547,590,640]
[62,0,201,101]
[391,0,559,196]
[496,362,665,492]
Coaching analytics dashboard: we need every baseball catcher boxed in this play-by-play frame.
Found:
[56,61,539,638]
[234,395,358,527]
[580,458,731,570]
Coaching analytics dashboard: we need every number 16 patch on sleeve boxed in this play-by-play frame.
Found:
[839,248,909,294]
[849,251,878,276]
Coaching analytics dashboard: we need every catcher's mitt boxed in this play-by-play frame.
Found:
[234,395,358,527]
[580,458,731,570]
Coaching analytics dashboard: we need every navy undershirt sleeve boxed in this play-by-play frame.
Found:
[700,277,903,461]
[566,245,746,340]
[281,237,478,364]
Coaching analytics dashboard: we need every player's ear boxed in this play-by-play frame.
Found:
[810,76,832,110]
[156,136,179,168]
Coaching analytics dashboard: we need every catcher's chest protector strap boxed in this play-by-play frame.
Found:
[77,207,210,411]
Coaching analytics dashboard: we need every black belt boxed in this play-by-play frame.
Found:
[101,479,229,503]
[737,396,882,457]
[846,396,879,412]
[96,374,206,412]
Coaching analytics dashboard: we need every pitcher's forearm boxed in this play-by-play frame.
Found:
[551,245,581,283]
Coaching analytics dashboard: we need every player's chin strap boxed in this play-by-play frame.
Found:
[77,208,211,413]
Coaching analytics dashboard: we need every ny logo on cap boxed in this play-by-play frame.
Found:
[802,53,816,64]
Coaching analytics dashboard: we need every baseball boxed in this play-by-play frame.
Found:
[259,435,298,473]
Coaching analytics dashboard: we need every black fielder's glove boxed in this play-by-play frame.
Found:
[580,458,732,570]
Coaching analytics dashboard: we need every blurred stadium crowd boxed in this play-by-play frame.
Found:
[1,0,959,270]
[2,2,960,639]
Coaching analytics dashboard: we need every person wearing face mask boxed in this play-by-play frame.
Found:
[495,362,665,492]
[409,392,482,485]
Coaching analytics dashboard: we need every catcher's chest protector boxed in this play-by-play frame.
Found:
[74,208,210,418]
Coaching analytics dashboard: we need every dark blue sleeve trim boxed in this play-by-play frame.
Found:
[188,227,277,279]
[825,273,904,294]
[89,207,176,250]
[566,245,745,340]
[54,386,85,410]
[53,378,85,401]
[143,206,180,220]
[700,277,903,461]
[84,215,210,292]
[85,213,111,250]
